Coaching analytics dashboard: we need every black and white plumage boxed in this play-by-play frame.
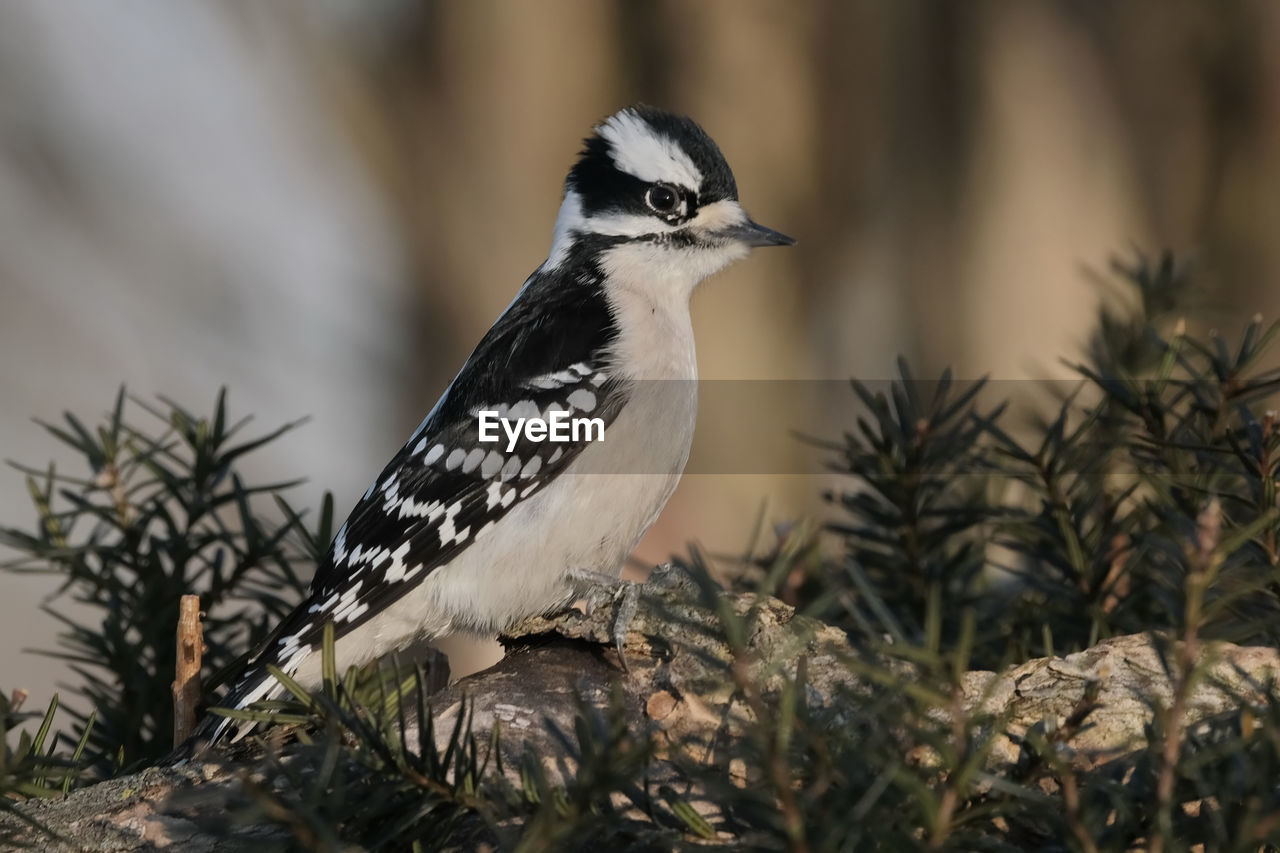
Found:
[191,105,793,746]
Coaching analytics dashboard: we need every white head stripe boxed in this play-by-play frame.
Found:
[544,192,748,271]
[581,211,679,238]
[599,110,703,190]
[546,190,680,269]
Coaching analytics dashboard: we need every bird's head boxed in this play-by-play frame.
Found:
[545,106,793,297]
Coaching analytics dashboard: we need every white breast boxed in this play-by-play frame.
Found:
[423,275,701,634]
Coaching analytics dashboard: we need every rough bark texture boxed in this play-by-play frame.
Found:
[962,632,1280,768]
[5,565,1279,850]
[415,564,856,790]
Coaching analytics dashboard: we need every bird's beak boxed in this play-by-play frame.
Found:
[723,219,796,248]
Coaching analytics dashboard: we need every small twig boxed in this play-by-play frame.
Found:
[1151,499,1220,853]
[1100,533,1132,614]
[172,595,205,746]
[927,687,967,849]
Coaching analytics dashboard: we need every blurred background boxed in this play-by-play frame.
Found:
[2,0,1279,702]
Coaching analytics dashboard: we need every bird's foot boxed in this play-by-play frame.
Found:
[566,568,640,671]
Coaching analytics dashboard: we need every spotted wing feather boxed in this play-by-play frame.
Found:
[302,363,625,640]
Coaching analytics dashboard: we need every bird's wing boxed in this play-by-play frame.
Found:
[302,362,626,635]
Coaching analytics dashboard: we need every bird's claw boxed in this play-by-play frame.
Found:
[611,581,639,672]
[568,568,640,672]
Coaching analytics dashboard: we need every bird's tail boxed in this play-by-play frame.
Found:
[161,660,292,764]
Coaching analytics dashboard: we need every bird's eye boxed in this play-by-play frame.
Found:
[645,184,680,215]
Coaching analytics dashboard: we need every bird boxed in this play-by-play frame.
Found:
[189,105,794,747]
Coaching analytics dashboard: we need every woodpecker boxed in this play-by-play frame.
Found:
[191,105,793,746]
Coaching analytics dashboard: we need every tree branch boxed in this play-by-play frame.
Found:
[5,566,1278,850]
